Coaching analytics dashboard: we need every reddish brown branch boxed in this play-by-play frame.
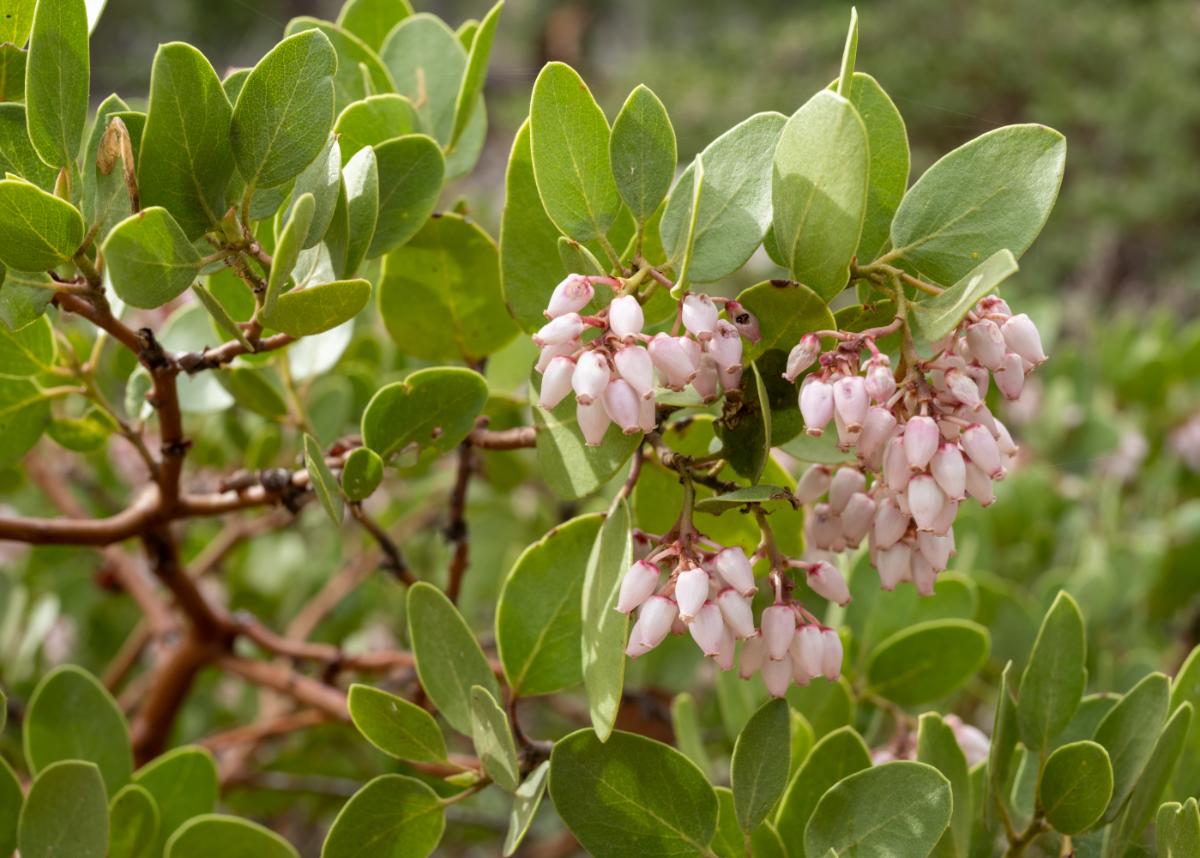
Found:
[218,657,350,720]
[348,504,415,585]
[445,441,474,603]
[130,630,215,762]
[467,425,537,450]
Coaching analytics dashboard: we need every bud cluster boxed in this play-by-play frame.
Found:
[786,296,1046,594]
[532,276,759,445]
[616,531,848,698]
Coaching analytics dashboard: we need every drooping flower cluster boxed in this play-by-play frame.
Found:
[532,275,756,445]
[786,296,1046,594]
[616,532,848,698]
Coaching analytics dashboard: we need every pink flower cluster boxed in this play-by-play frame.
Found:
[786,296,1046,594]
[532,276,754,445]
[616,539,847,698]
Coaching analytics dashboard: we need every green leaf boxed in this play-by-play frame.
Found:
[533,391,641,503]
[334,94,417,163]
[1017,591,1086,753]
[889,124,1066,285]
[717,362,771,483]
[1037,740,1112,835]
[0,0,34,46]
[192,282,251,350]
[0,178,83,270]
[321,775,444,858]
[166,815,297,858]
[347,683,447,764]
[496,513,602,696]
[285,135,341,248]
[662,111,785,283]
[283,18,394,113]
[1108,703,1191,854]
[581,497,632,740]
[695,485,794,515]
[917,713,971,857]
[838,73,909,262]
[1092,671,1170,822]
[263,278,371,337]
[988,662,1020,824]
[0,44,25,102]
[451,1,501,149]
[610,84,676,225]
[303,433,342,524]
[732,698,791,832]
[670,692,711,779]
[470,685,520,792]
[326,145,378,278]
[502,761,549,857]
[108,784,160,858]
[752,822,789,858]
[102,207,201,309]
[407,581,501,736]
[0,314,53,375]
[804,761,952,858]
[18,761,108,858]
[336,0,412,51]
[24,664,132,793]
[710,788,745,858]
[80,99,142,239]
[736,279,836,363]
[378,213,519,361]
[361,366,488,462]
[138,42,234,239]
[772,90,869,300]
[529,61,621,242]
[340,446,383,501]
[550,728,717,856]
[1158,799,1200,857]
[231,29,337,190]
[558,236,605,276]
[774,726,871,853]
[378,13,466,147]
[0,102,55,187]
[866,619,990,707]
[500,119,571,332]
[25,0,88,168]
[133,746,218,857]
[0,755,21,857]
[264,192,315,312]
[0,375,50,462]
[908,249,1020,344]
[368,134,444,258]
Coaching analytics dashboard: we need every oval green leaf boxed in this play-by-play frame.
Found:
[1039,740,1113,835]
[102,207,202,309]
[18,761,108,858]
[367,134,444,258]
[866,619,989,707]
[321,775,445,858]
[1017,591,1086,753]
[25,0,88,168]
[108,783,160,858]
[0,178,84,271]
[470,685,520,792]
[263,278,371,337]
[133,745,219,857]
[165,814,297,858]
[731,698,791,833]
[1092,671,1169,823]
[347,683,447,764]
[503,761,549,857]
[361,366,488,462]
[610,84,676,224]
[774,725,870,848]
[341,446,383,501]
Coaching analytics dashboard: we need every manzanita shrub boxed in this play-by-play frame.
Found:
[0,0,1196,855]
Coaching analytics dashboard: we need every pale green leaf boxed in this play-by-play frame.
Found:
[1038,740,1112,835]
[470,685,520,792]
[0,178,83,270]
[102,207,201,309]
[732,698,791,832]
[25,0,88,168]
[581,496,632,740]
[18,761,108,858]
[1017,591,1086,753]
[866,619,990,707]
[347,683,447,764]
[907,249,1019,344]
[610,84,676,224]
[367,133,444,258]
[360,366,488,461]
[165,815,296,858]
[320,775,444,858]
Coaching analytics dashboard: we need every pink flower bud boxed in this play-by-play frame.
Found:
[993,352,1025,400]
[691,354,721,402]
[883,434,911,492]
[994,419,1017,457]
[903,416,940,471]
[876,541,911,590]
[717,589,756,640]
[964,462,995,506]
[873,495,909,549]
[713,625,736,670]
[724,300,761,343]
[536,338,578,373]
[762,655,792,698]
[739,634,765,679]
[603,378,643,435]
[841,492,875,545]
[858,407,898,467]
[648,334,696,390]
[967,365,990,399]
[1002,313,1046,365]
[533,312,585,347]
[709,321,744,376]
[930,443,966,500]
[572,351,610,405]
[808,561,851,606]
[978,295,1012,319]
[613,346,655,400]
[687,602,725,655]
[638,395,656,434]
[966,319,1006,370]
[761,605,796,660]
[632,595,677,653]
[828,467,866,514]
[820,629,843,680]
[545,275,594,318]
[961,424,1003,478]
[784,334,822,383]
[539,356,576,410]
[931,497,958,534]
[617,560,660,614]
[713,547,756,597]
[907,474,946,532]
[681,293,719,341]
[800,377,834,437]
[833,408,860,452]
[917,531,953,572]
[608,294,644,338]
[945,368,982,410]
[795,464,832,504]
[577,399,610,446]
[808,503,842,551]
[791,624,823,680]
[833,375,868,432]
[911,550,937,596]
[865,361,896,403]
[675,567,710,621]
